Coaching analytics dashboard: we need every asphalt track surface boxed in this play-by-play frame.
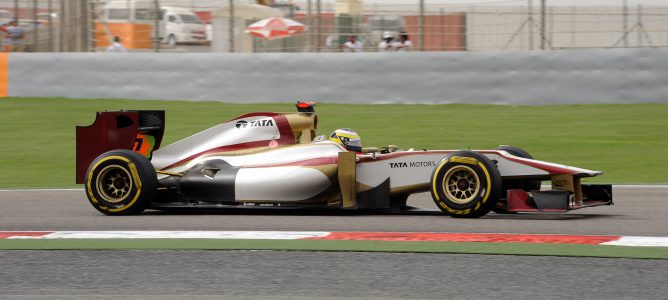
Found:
[0,186,666,236]
[1,186,667,299]
[2,250,667,300]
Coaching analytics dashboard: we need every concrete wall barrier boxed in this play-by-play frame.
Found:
[5,49,668,104]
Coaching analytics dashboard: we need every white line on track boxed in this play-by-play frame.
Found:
[540,185,668,189]
[2,231,667,247]
[6,231,331,240]
[609,185,668,189]
[601,236,668,247]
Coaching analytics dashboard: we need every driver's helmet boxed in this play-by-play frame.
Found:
[329,128,362,152]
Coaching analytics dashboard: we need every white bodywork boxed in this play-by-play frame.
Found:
[356,150,599,191]
[152,115,283,170]
[356,153,444,189]
[161,143,343,202]
[150,113,600,203]
[153,121,344,201]
[236,167,332,201]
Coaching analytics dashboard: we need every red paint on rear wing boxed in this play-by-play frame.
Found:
[75,111,165,184]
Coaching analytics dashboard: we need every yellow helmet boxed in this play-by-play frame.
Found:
[329,128,362,152]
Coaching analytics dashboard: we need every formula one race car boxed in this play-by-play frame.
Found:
[75,102,613,217]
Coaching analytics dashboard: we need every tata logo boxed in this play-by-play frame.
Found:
[389,161,436,168]
[235,119,274,129]
[389,162,408,168]
[235,120,248,129]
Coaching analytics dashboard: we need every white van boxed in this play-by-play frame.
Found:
[101,0,206,46]
[160,6,206,45]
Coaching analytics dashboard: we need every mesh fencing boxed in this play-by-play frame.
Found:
[0,0,665,52]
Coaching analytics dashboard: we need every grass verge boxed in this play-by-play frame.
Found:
[0,239,667,259]
[1,97,667,187]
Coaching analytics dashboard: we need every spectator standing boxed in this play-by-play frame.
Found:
[396,31,413,52]
[378,31,396,52]
[106,36,127,52]
[5,20,24,52]
[0,22,7,52]
[342,35,363,52]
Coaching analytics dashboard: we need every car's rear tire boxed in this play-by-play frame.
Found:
[430,151,502,218]
[85,150,157,215]
[494,145,542,213]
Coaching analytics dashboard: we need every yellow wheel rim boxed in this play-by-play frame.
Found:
[96,164,133,203]
[442,165,480,204]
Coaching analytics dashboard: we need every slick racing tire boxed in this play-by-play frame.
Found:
[493,145,542,214]
[85,149,157,216]
[430,151,502,218]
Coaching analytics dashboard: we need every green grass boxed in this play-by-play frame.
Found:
[0,239,666,259]
[1,97,667,187]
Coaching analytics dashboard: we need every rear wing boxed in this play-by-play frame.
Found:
[75,110,165,184]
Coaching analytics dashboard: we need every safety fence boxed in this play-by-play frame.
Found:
[3,48,668,104]
[0,0,667,52]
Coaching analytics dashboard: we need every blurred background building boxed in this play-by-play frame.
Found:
[0,0,666,52]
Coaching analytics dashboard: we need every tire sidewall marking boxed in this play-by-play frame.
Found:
[476,161,492,205]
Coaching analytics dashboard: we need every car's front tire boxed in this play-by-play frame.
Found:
[85,150,157,215]
[430,151,502,218]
